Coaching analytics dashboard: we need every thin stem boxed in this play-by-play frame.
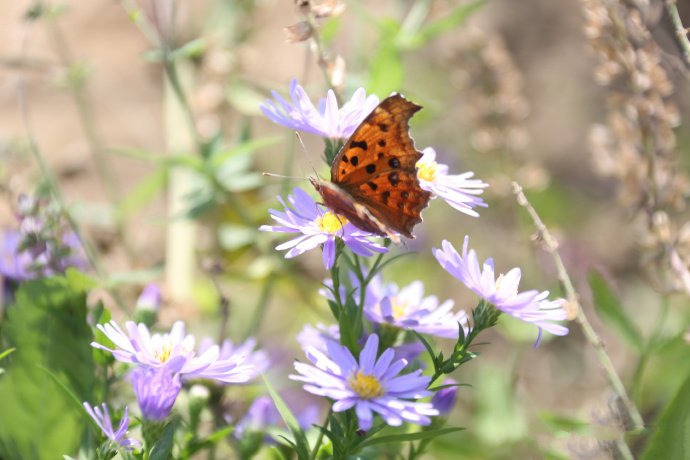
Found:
[45,19,137,262]
[512,182,645,433]
[17,19,126,310]
[303,11,341,101]
[665,0,690,67]
[244,272,277,340]
[310,405,333,460]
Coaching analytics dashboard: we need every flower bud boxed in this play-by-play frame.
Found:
[432,379,458,415]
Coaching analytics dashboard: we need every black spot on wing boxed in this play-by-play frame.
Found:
[366,164,376,174]
[388,172,400,186]
[350,140,368,151]
[388,158,400,168]
[351,156,359,166]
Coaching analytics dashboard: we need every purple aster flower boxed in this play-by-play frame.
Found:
[432,378,459,415]
[433,236,569,339]
[198,336,270,382]
[259,187,387,270]
[82,402,140,450]
[417,147,488,217]
[291,334,438,431]
[131,365,182,421]
[92,320,258,383]
[362,275,469,339]
[260,79,380,140]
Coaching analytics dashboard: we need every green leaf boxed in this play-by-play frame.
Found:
[359,427,464,448]
[0,275,95,458]
[116,167,167,220]
[367,41,403,97]
[149,422,176,460]
[262,375,311,460]
[0,348,16,362]
[589,271,643,350]
[642,367,690,459]
[401,0,485,49]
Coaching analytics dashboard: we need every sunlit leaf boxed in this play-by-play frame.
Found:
[641,367,690,459]
[262,375,311,459]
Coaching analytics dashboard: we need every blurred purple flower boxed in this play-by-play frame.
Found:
[363,275,468,339]
[291,334,438,431]
[259,187,387,269]
[136,284,162,312]
[92,320,258,383]
[235,395,320,440]
[433,236,569,340]
[82,402,140,450]
[260,80,379,139]
[198,336,269,382]
[417,147,488,217]
[0,229,87,282]
[432,378,459,415]
[131,365,182,421]
[296,323,340,352]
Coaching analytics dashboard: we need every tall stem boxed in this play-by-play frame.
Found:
[512,182,645,435]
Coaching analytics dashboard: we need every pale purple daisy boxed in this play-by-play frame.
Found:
[433,236,569,339]
[82,402,140,450]
[417,147,488,217]
[259,187,387,269]
[260,79,380,140]
[130,365,182,421]
[291,334,438,431]
[362,275,469,339]
[296,322,340,352]
[92,320,258,383]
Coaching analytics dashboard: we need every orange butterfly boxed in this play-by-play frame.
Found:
[310,94,432,242]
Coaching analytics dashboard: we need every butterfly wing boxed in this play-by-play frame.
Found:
[330,94,431,238]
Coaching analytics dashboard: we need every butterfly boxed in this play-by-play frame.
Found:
[310,94,432,242]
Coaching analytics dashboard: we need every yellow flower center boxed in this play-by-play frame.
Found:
[348,371,385,399]
[153,342,173,363]
[316,211,347,234]
[390,296,408,319]
[417,160,438,182]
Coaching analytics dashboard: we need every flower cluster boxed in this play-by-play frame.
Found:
[85,308,267,446]
[258,80,569,433]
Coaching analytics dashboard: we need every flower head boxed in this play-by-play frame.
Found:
[83,402,140,450]
[92,320,258,383]
[260,80,379,140]
[363,275,468,339]
[291,334,438,430]
[259,187,387,269]
[417,147,488,217]
[131,366,182,421]
[433,236,569,340]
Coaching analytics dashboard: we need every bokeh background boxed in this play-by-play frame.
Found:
[2,0,690,458]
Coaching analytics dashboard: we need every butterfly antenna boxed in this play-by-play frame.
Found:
[295,132,322,180]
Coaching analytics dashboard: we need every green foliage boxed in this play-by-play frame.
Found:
[262,375,311,459]
[641,367,690,459]
[0,274,96,459]
[589,271,643,350]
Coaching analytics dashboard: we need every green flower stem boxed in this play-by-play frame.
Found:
[310,405,333,460]
[513,182,644,438]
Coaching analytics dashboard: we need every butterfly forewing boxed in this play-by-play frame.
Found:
[327,94,431,238]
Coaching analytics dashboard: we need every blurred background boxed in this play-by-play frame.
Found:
[1,0,690,458]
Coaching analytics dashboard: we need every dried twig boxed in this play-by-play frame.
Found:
[665,0,690,67]
[512,182,645,438]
